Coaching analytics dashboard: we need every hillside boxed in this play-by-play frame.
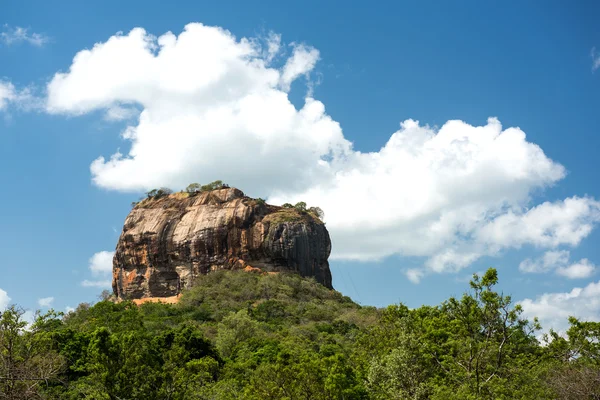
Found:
[1,270,599,399]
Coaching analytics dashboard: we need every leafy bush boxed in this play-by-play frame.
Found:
[294,201,307,212]
[201,180,225,191]
[185,182,202,193]
[185,180,229,195]
[146,187,173,199]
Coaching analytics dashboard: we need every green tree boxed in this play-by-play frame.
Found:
[185,183,201,194]
[146,187,173,199]
[201,180,225,192]
[76,327,160,399]
[0,306,65,399]
[429,269,543,398]
[155,325,220,399]
[544,318,600,399]
[362,269,547,399]
[216,310,259,359]
[362,305,434,399]
[294,201,307,212]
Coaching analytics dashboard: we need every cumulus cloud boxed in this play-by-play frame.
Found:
[89,251,115,276]
[45,23,600,280]
[476,197,600,250]
[556,259,596,279]
[1,25,49,47]
[519,250,570,274]
[520,280,600,334]
[592,47,600,72]
[405,269,424,284]
[47,24,344,195]
[81,251,114,288]
[0,288,10,310]
[520,250,596,279]
[37,296,54,308]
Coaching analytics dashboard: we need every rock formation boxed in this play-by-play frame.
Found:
[112,187,332,300]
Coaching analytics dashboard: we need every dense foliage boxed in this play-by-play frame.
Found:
[1,269,599,399]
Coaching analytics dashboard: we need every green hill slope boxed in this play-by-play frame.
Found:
[1,269,599,399]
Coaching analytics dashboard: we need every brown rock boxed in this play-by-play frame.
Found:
[112,188,332,300]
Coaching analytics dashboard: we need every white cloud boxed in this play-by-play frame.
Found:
[81,279,112,288]
[45,23,600,280]
[425,250,480,274]
[279,44,320,91]
[520,280,600,334]
[47,24,343,195]
[65,306,75,313]
[0,288,10,310]
[1,25,49,47]
[0,81,16,110]
[519,250,596,279]
[592,47,600,72]
[37,296,54,308]
[405,269,424,284]
[519,250,569,273]
[81,251,114,289]
[263,32,281,63]
[556,259,596,279]
[104,105,139,121]
[89,251,115,276]
[0,80,42,112]
[476,197,600,250]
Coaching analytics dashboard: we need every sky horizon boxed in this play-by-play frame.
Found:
[1,0,600,334]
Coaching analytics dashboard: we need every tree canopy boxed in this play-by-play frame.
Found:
[1,269,598,399]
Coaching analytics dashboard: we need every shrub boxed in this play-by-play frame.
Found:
[186,183,202,194]
[146,187,173,199]
[294,201,307,212]
[201,180,225,192]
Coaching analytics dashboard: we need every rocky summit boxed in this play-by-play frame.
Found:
[112,187,332,300]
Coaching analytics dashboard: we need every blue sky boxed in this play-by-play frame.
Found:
[1,0,600,332]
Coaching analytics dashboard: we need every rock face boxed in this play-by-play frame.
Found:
[112,188,332,300]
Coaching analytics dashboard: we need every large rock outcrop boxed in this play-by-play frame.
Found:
[112,188,332,300]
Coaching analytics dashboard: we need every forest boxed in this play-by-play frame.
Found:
[1,269,598,399]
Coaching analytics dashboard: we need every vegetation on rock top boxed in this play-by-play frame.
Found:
[130,181,325,224]
[263,207,323,225]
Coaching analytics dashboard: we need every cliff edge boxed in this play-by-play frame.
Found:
[112,187,332,300]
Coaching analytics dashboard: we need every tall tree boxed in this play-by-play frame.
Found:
[0,306,64,399]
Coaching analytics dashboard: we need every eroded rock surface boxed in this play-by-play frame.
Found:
[112,188,332,300]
